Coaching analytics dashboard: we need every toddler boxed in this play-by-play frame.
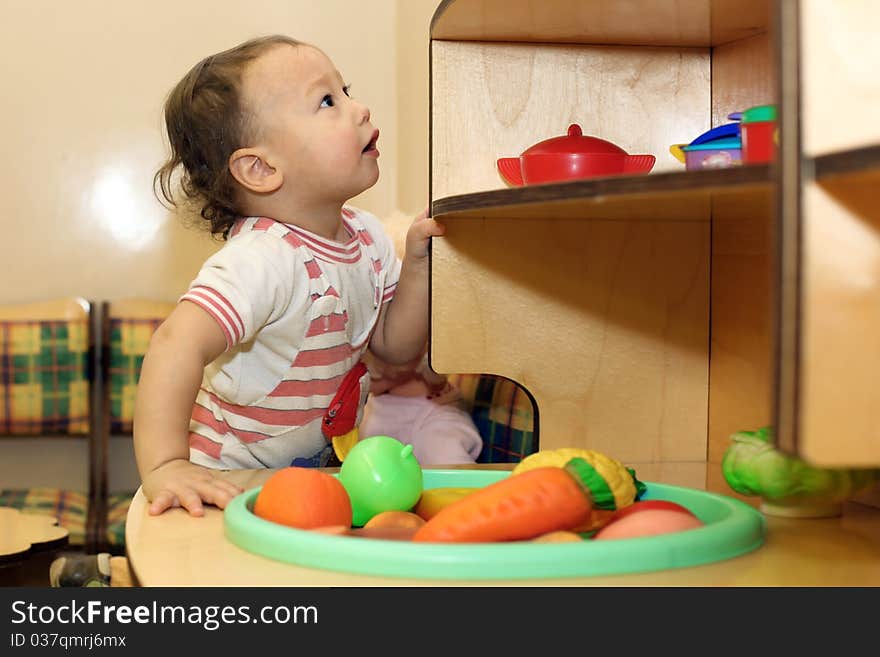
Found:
[359,350,483,465]
[134,35,444,516]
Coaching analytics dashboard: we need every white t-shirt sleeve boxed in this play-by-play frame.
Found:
[351,207,402,304]
[180,231,297,349]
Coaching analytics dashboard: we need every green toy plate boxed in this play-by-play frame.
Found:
[224,469,765,580]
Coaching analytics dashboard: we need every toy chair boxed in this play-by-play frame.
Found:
[448,373,536,463]
[98,298,175,553]
[0,297,102,553]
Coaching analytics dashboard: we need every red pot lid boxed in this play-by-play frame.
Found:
[521,124,627,156]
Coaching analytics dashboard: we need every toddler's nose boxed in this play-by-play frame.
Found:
[356,101,371,124]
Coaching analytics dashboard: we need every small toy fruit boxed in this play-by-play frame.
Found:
[594,500,703,540]
[338,435,423,526]
[413,487,479,520]
[253,467,352,529]
[363,510,426,530]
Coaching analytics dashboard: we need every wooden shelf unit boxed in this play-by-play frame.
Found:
[432,165,772,219]
[428,0,880,471]
[812,145,880,182]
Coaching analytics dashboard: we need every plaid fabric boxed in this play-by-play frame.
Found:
[0,488,88,546]
[107,317,163,434]
[105,492,134,547]
[448,373,536,463]
[0,319,90,434]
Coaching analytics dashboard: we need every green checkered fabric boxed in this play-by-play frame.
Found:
[448,373,536,463]
[106,492,134,548]
[0,488,88,546]
[107,317,163,434]
[0,319,90,434]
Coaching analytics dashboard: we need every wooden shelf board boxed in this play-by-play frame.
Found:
[431,0,770,48]
[432,165,772,220]
[812,144,880,182]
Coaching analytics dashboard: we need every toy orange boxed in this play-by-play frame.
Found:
[363,510,426,530]
[253,467,352,530]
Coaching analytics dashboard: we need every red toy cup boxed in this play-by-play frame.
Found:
[741,105,777,164]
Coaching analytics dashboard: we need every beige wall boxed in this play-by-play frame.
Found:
[1,0,440,305]
[0,0,442,491]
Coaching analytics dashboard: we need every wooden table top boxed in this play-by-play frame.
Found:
[0,506,69,564]
[125,463,880,586]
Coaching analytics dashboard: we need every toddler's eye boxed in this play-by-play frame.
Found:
[320,94,334,108]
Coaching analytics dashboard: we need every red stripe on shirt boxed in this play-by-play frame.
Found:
[184,288,243,344]
[189,432,223,460]
[200,389,327,428]
[312,251,361,265]
[290,229,357,255]
[181,294,234,347]
[251,217,276,232]
[304,259,322,279]
[292,343,353,368]
[192,403,275,444]
[382,283,397,302]
[281,231,306,249]
[269,373,346,397]
[229,219,246,238]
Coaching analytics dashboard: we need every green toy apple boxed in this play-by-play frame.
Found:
[338,435,423,527]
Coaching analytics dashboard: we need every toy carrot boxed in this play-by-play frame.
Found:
[412,463,594,543]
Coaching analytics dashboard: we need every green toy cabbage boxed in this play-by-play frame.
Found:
[722,426,880,508]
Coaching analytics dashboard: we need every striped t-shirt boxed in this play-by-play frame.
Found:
[180,206,401,469]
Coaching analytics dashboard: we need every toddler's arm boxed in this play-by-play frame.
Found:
[369,209,445,364]
[133,301,242,516]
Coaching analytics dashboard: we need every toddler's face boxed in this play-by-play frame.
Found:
[242,44,379,204]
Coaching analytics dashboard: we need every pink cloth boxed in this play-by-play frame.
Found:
[359,393,483,465]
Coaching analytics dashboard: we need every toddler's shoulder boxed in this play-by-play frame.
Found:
[201,220,306,277]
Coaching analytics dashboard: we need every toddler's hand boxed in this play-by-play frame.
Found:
[142,459,243,517]
[404,207,445,261]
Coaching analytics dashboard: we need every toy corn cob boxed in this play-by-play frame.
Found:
[511,448,646,511]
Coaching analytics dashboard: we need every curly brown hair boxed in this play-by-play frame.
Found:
[154,35,301,239]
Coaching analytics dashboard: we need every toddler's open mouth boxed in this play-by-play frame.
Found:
[362,130,380,154]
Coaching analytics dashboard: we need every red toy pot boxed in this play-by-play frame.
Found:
[497,124,655,186]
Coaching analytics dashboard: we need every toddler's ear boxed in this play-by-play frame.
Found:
[228,148,282,193]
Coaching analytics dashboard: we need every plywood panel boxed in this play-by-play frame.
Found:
[711,31,775,128]
[431,40,710,199]
[801,0,880,156]
[431,0,769,47]
[708,189,774,464]
[431,216,710,463]
[799,175,880,466]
